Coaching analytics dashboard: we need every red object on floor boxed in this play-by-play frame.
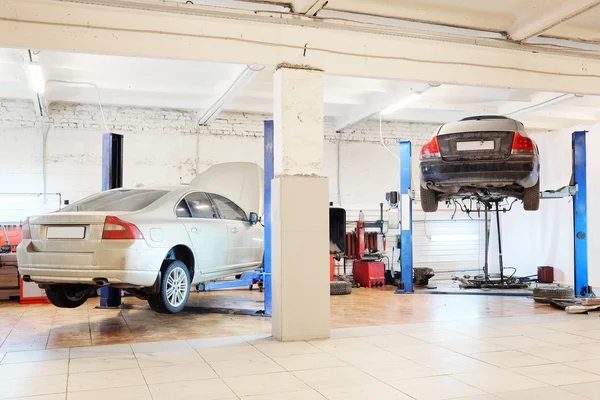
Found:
[19,276,49,304]
[538,266,554,283]
[330,254,335,281]
[353,261,385,288]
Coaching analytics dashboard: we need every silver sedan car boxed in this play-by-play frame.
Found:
[17,163,264,313]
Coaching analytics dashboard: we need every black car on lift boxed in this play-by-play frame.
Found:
[419,116,540,212]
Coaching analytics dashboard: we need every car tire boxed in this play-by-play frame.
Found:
[420,186,438,212]
[330,281,352,295]
[523,180,540,211]
[45,284,89,308]
[147,260,191,314]
[533,286,574,303]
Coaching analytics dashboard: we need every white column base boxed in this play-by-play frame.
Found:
[271,176,330,341]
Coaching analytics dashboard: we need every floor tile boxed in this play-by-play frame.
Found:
[512,363,600,385]
[240,389,325,399]
[452,370,547,394]
[533,332,598,346]
[390,375,485,400]
[437,339,508,355]
[0,359,68,379]
[149,378,236,400]
[224,371,309,397]
[273,352,347,371]
[357,360,441,381]
[565,358,600,375]
[484,336,551,350]
[496,386,581,400]
[519,345,600,363]
[188,336,247,349]
[359,333,426,349]
[69,344,133,359]
[67,368,145,392]
[404,331,472,344]
[330,326,396,338]
[561,381,600,399]
[469,350,549,368]
[131,340,192,354]
[68,355,139,374]
[452,396,498,400]
[569,342,600,355]
[493,324,557,336]
[210,357,284,378]
[134,350,206,367]
[198,344,267,362]
[292,366,378,389]
[141,362,217,384]
[317,382,413,399]
[1,348,69,364]
[387,343,459,360]
[330,347,399,366]
[573,329,600,341]
[67,385,152,400]
[0,374,67,399]
[308,338,378,352]
[254,341,322,357]
[414,354,498,375]
[450,327,512,340]
[6,395,66,400]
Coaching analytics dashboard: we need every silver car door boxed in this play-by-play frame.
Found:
[208,194,254,267]
[176,192,228,273]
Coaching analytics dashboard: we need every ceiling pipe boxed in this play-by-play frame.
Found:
[505,93,583,118]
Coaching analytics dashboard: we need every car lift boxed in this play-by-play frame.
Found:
[396,131,591,297]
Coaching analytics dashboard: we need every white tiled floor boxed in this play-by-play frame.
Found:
[2,313,600,399]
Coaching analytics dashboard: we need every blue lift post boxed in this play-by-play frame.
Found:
[572,131,591,297]
[98,133,123,308]
[262,120,274,316]
[197,121,274,313]
[396,140,413,294]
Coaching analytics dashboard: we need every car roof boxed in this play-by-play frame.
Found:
[438,115,525,135]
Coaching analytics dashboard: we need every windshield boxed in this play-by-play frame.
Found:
[61,189,168,212]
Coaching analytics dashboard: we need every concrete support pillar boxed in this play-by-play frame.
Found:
[271,66,330,341]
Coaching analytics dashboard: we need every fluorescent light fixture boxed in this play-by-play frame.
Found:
[380,93,421,115]
[430,234,478,242]
[28,63,45,93]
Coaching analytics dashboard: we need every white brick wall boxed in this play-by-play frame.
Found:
[0,99,437,207]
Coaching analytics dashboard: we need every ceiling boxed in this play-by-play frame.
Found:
[1,0,600,132]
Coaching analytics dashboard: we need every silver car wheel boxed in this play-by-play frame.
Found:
[166,266,188,308]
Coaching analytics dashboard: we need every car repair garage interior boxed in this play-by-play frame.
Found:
[1,1,600,399]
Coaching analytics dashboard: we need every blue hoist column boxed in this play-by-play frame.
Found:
[396,141,413,294]
[262,121,274,316]
[573,131,591,297]
[98,133,123,308]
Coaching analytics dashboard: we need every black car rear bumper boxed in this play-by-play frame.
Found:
[421,158,539,189]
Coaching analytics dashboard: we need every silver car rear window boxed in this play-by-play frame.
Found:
[61,190,168,212]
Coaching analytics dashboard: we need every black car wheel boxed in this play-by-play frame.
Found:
[420,186,438,212]
[147,260,191,314]
[523,180,540,211]
[45,284,89,308]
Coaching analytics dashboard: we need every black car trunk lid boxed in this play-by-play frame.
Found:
[437,131,515,162]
